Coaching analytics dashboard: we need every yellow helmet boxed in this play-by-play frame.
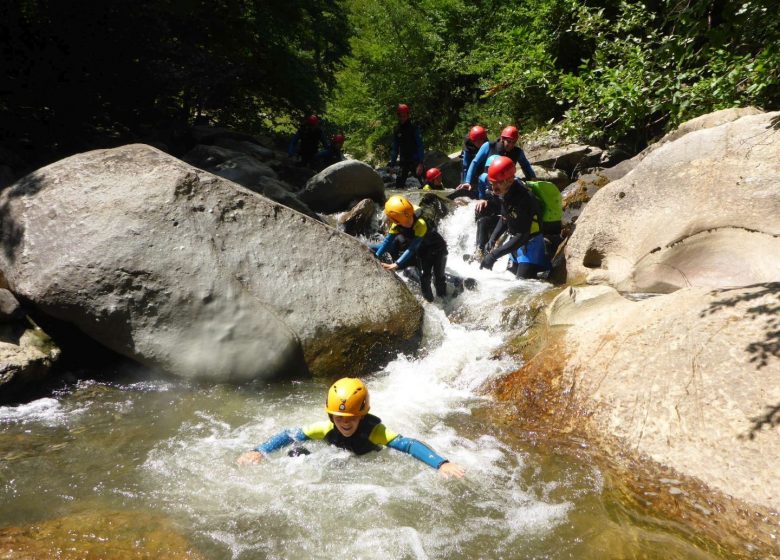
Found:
[384,195,414,225]
[326,378,370,417]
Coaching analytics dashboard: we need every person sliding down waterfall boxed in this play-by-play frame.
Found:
[373,195,448,302]
[476,156,543,278]
[237,378,466,479]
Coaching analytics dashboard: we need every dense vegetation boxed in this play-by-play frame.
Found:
[329,0,780,160]
[1,0,778,173]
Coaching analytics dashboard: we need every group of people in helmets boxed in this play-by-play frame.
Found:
[380,105,563,290]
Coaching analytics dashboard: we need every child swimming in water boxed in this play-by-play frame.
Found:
[237,377,465,479]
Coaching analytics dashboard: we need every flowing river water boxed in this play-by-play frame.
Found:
[0,203,733,559]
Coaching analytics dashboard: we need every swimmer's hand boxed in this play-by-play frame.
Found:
[237,451,264,466]
[438,461,465,479]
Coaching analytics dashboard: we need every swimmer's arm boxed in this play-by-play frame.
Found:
[237,421,332,465]
[370,424,465,477]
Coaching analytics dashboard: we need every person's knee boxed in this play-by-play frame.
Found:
[515,263,538,279]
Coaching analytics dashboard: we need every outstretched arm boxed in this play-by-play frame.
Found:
[237,428,309,465]
[385,435,465,478]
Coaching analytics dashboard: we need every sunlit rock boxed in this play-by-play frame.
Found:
[544,284,780,512]
[566,110,780,290]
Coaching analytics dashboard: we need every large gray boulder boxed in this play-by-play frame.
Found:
[0,144,421,382]
[545,284,780,512]
[566,111,780,291]
[300,160,385,213]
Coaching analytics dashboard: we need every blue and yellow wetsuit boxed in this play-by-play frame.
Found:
[254,414,449,469]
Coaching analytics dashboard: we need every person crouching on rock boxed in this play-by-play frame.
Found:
[422,168,444,191]
[373,195,448,302]
[476,156,543,278]
[237,377,466,479]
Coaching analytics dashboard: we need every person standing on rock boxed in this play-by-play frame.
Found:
[288,114,328,167]
[389,104,425,188]
[461,125,536,191]
[461,125,489,184]
[448,125,490,201]
[373,195,448,302]
[476,156,543,279]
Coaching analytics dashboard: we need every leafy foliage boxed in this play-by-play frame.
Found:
[328,0,780,160]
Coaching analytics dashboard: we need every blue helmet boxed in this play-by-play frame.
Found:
[485,154,500,170]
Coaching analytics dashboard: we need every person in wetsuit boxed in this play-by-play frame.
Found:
[288,114,328,167]
[476,156,543,279]
[374,195,449,302]
[314,133,346,170]
[422,167,444,190]
[389,104,425,188]
[237,378,466,478]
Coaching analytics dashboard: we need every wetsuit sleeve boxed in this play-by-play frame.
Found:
[492,232,529,259]
[477,174,489,199]
[385,435,449,469]
[374,233,398,259]
[517,149,536,179]
[395,219,427,268]
[415,125,424,163]
[301,421,333,440]
[395,237,423,268]
[254,427,309,454]
[465,142,490,186]
[487,218,507,249]
[288,132,301,157]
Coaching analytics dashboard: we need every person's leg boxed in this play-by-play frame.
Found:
[418,254,435,302]
[475,215,499,252]
[515,263,540,279]
[432,252,448,298]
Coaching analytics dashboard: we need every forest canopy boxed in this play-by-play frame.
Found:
[1,0,778,171]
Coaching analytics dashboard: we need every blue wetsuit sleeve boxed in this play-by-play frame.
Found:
[288,132,301,157]
[466,142,490,185]
[395,236,424,268]
[415,126,424,163]
[518,149,536,179]
[374,233,398,258]
[386,436,448,469]
[461,148,471,180]
[254,428,308,454]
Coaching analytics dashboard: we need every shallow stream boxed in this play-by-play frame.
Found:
[0,203,731,558]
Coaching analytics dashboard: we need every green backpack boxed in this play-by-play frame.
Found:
[526,181,563,223]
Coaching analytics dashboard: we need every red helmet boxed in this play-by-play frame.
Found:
[468,125,487,143]
[331,133,345,145]
[396,103,410,117]
[425,168,442,183]
[500,125,519,141]
[487,156,516,183]
[306,114,319,126]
